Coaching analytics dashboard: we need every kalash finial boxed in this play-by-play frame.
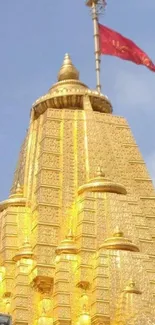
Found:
[57,53,79,82]
[113,226,124,238]
[55,228,78,256]
[13,237,34,262]
[67,228,74,240]
[95,166,105,178]
[9,182,23,198]
[99,227,140,252]
[123,279,142,295]
[16,182,23,195]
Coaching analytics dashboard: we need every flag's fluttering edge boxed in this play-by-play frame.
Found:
[98,23,155,72]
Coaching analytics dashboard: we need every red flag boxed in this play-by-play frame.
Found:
[98,23,155,72]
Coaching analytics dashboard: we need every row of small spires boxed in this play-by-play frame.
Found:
[10,230,141,325]
[76,279,142,325]
[55,226,139,255]
[12,224,139,264]
[11,166,138,261]
[37,279,142,325]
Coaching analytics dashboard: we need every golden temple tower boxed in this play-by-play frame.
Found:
[0,53,155,325]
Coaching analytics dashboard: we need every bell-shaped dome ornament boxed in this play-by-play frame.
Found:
[55,229,78,256]
[57,53,79,82]
[99,227,139,252]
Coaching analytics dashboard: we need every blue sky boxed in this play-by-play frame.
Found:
[0,0,155,200]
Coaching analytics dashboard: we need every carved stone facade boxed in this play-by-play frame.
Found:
[0,55,155,324]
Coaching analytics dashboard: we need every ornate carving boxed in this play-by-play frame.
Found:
[1,55,155,325]
[31,276,53,294]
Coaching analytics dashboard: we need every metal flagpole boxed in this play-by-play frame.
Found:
[85,0,106,93]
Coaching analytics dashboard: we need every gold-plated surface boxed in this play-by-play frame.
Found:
[32,54,112,116]
[13,239,34,262]
[99,228,139,252]
[0,196,26,212]
[58,53,79,81]
[0,182,26,212]
[123,280,142,295]
[56,229,78,255]
[0,55,155,325]
[9,182,23,198]
[78,169,127,195]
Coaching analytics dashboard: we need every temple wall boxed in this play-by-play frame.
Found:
[0,107,155,324]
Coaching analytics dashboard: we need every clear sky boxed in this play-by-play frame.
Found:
[0,0,155,200]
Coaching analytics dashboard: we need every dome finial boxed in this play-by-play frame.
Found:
[99,227,140,252]
[123,279,142,295]
[55,227,78,256]
[95,166,105,178]
[9,182,23,198]
[57,53,79,82]
[113,226,124,238]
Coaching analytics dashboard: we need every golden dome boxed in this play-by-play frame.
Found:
[48,53,88,95]
[13,239,34,262]
[56,229,78,256]
[58,53,79,81]
[9,182,23,198]
[99,227,139,252]
[32,54,112,116]
[123,280,142,295]
[78,168,127,195]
